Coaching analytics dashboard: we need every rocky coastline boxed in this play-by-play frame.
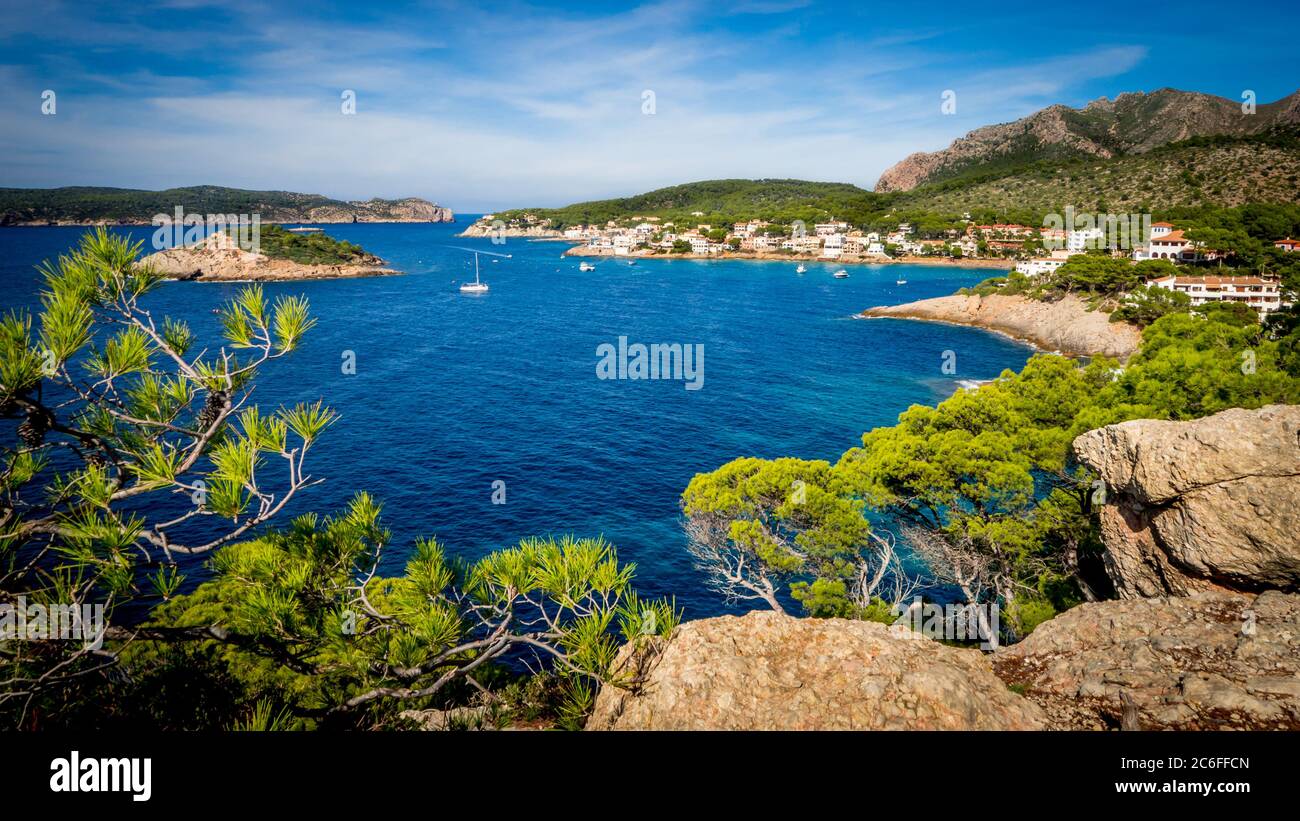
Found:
[861,292,1143,360]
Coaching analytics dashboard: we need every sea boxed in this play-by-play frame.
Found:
[0,220,1026,618]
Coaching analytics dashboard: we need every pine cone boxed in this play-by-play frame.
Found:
[196,390,228,432]
[17,408,52,448]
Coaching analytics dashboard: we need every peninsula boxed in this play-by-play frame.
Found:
[0,185,454,226]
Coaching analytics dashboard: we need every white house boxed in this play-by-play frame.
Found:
[1149,274,1284,316]
[1015,257,1068,277]
[820,234,844,259]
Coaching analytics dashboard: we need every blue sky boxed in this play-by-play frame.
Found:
[1,0,1297,212]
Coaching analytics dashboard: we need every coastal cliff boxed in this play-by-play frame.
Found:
[140,232,398,282]
[861,292,1143,360]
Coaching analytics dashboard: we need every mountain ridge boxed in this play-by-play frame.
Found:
[876,88,1300,192]
[0,185,454,226]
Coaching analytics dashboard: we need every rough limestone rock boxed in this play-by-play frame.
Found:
[586,610,1045,730]
[862,293,1142,360]
[1073,404,1300,598]
[140,231,397,282]
[993,591,1300,730]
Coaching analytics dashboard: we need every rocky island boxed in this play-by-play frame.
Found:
[140,226,398,282]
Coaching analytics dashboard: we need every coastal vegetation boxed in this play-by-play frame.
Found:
[0,230,673,730]
[0,185,452,225]
[491,179,881,230]
[255,224,374,265]
[683,276,1300,640]
[888,133,1300,215]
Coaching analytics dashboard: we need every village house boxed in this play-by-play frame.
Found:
[1274,238,1300,252]
[1149,274,1284,316]
[820,234,844,259]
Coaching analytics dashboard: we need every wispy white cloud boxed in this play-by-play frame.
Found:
[0,0,1190,211]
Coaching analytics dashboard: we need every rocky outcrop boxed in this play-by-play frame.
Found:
[140,232,397,282]
[586,610,1045,730]
[1073,405,1300,598]
[457,221,563,239]
[862,293,1142,360]
[875,88,1300,192]
[309,197,453,223]
[993,590,1300,730]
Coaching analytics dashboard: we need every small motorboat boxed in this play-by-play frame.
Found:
[895,278,907,285]
[833,269,849,278]
[579,261,596,272]
[796,264,807,274]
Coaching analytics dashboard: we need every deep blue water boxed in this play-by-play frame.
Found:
[0,222,1027,618]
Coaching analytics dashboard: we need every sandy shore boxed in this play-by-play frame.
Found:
[861,293,1142,360]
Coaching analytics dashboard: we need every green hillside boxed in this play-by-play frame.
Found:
[0,185,449,225]
[0,185,339,224]
[893,133,1300,218]
[492,179,883,228]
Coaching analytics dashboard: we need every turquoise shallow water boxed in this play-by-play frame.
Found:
[0,222,1025,617]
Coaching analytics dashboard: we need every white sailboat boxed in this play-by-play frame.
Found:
[460,252,489,293]
[895,277,908,285]
[442,245,509,293]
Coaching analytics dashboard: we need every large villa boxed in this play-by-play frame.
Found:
[1146,274,1285,314]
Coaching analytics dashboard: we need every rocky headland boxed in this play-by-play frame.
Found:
[861,292,1143,360]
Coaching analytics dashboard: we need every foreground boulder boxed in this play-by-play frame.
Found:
[586,610,1044,730]
[994,590,1300,730]
[1073,404,1300,598]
